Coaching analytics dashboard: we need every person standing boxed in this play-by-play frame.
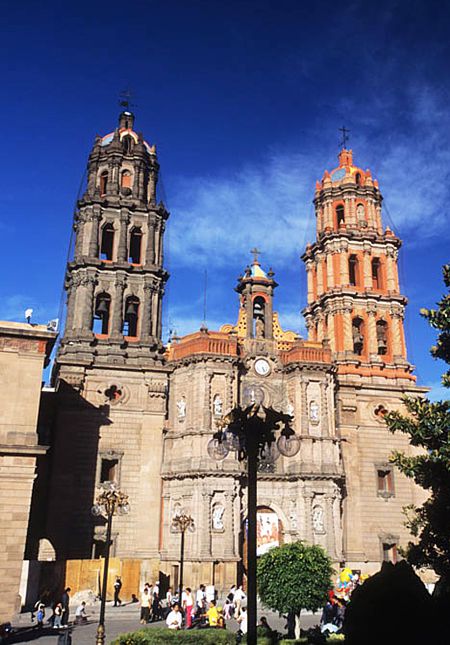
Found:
[53,603,63,629]
[36,604,45,629]
[234,585,246,619]
[237,607,248,635]
[61,587,71,625]
[140,588,151,624]
[114,576,122,607]
[182,587,194,628]
[151,582,161,622]
[195,584,206,614]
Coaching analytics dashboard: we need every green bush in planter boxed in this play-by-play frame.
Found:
[111,626,236,644]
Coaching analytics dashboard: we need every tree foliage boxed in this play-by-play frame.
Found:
[257,541,333,616]
[384,264,450,580]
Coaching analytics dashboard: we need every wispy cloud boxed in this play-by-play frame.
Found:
[169,151,319,269]
[168,83,449,270]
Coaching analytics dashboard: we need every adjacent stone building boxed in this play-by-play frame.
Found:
[16,112,427,606]
[0,322,56,621]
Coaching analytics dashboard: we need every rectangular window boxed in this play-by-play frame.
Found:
[377,468,394,496]
[382,542,397,563]
[100,458,118,483]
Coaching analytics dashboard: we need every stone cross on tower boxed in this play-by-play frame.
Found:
[250,247,261,263]
[339,126,350,149]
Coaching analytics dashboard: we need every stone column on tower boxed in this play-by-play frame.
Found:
[141,280,154,340]
[111,273,127,337]
[88,209,101,259]
[145,215,156,265]
[73,212,85,260]
[117,210,129,263]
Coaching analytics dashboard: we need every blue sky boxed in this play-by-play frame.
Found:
[0,0,449,398]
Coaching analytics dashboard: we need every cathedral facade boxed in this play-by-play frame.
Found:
[33,112,426,593]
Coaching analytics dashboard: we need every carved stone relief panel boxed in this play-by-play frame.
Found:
[307,381,322,436]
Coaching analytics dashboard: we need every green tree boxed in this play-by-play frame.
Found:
[384,264,450,592]
[257,541,333,639]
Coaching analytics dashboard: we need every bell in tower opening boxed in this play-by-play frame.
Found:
[253,296,266,338]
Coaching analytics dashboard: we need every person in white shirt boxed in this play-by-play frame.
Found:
[234,585,247,618]
[74,601,88,624]
[182,587,195,628]
[166,603,182,630]
[238,606,248,634]
[195,584,206,613]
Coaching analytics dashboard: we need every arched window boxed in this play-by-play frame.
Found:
[128,227,142,264]
[336,205,345,228]
[123,296,140,337]
[122,135,133,154]
[93,292,111,335]
[99,171,108,196]
[121,170,132,192]
[372,258,382,289]
[100,223,114,261]
[352,317,364,355]
[253,296,265,338]
[376,320,388,355]
[349,254,359,286]
[355,172,361,185]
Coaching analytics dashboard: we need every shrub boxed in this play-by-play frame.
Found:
[111,626,236,644]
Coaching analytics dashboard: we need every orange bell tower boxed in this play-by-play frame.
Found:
[302,148,414,382]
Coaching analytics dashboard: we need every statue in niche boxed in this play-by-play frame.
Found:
[177,398,186,419]
[356,204,365,222]
[212,504,225,531]
[213,395,223,417]
[312,505,325,533]
[309,400,320,423]
[286,401,295,417]
[255,316,265,339]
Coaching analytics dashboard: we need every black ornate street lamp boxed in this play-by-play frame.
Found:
[208,404,299,645]
[171,512,195,605]
[91,482,130,645]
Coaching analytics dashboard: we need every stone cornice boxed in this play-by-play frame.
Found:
[0,443,49,456]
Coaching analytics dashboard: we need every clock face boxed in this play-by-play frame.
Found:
[254,358,270,376]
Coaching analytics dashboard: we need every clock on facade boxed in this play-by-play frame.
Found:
[254,358,271,376]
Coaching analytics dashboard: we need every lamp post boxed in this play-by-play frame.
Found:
[208,404,299,645]
[171,512,195,604]
[91,482,130,645]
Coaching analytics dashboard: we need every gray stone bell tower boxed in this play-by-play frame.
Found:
[59,109,168,364]
[46,112,170,574]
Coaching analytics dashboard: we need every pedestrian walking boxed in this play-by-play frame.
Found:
[53,603,63,629]
[234,585,246,618]
[114,576,122,607]
[182,587,194,628]
[61,587,71,625]
[36,604,45,628]
[140,588,151,624]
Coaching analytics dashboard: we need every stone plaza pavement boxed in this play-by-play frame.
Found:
[9,600,320,644]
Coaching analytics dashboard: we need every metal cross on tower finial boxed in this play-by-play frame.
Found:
[119,88,136,110]
[250,247,261,263]
[339,126,350,149]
